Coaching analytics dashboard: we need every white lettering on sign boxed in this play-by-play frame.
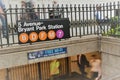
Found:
[23,22,43,27]
[48,24,63,29]
[36,25,47,30]
[18,27,35,32]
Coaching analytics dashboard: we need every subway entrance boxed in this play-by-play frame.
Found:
[0,51,101,80]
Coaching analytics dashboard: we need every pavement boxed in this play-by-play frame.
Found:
[50,72,91,80]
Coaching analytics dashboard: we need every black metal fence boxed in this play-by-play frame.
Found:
[0,2,120,48]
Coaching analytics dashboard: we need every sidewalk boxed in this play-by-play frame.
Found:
[53,72,91,80]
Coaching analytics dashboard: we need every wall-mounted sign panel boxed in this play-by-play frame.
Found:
[28,47,67,60]
[17,18,70,44]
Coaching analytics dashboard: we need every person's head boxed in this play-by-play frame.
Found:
[81,54,87,61]
[96,4,101,10]
[91,54,97,59]
[21,1,26,7]
[53,59,57,62]
[52,0,57,4]
[77,54,81,58]
[53,1,57,4]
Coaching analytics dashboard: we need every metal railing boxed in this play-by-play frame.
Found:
[0,2,120,48]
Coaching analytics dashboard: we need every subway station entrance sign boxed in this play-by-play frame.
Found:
[17,18,70,44]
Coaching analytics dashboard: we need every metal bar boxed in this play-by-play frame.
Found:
[113,2,116,36]
[0,29,3,48]
[70,4,73,37]
[66,4,69,18]
[37,4,40,19]
[61,4,64,18]
[102,3,106,34]
[78,4,82,37]
[89,4,92,34]
[86,4,89,35]
[74,4,77,36]
[4,6,10,46]
[82,4,85,35]
[93,4,96,34]
[9,5,14,45]
[106,3,109,35]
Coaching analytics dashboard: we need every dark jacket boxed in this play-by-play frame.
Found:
[77,54,89,67]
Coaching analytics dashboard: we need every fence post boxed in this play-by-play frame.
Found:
[82,4,85,35]
[65,4,68,18]
[78,4,82,37]
[70,4,73,37]
[86,4,89,35]
[74,4,77,36]
[37,4,40,19]
[89,4,92,34]
[4,9,9,46]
